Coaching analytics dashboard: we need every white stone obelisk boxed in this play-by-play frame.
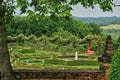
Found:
[75,51,78,60]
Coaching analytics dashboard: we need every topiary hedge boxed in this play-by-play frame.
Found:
[20,48,35,53]
[45,59,65,65]
[66,60,99,66]
[45,59,99,66]
[110,46,120,80]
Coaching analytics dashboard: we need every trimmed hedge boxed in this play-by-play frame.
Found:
[57,55,89,58]
[66,60,99,66]
[45,59,65,65]
[20,48,35,53]
[8,34,98,53]
[45,59,99,66]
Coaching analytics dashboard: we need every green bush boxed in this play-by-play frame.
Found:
[66,60,99,66]
[75,44,86,53]
[58,46,70,53]
[57,55,89,58]
[44,43,57,51]
[45,59,99,66]
[45,59,65,65]
[110,46,120,80]
[20,48,35,53]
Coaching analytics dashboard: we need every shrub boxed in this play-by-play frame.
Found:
[58,46,70,53]
[16,34,27,43]
[110,46,120,80]
[66,60,99,66]
[45,59,99,66]
[45,59,65,65]
[20,48,35,53]
[44,43,57,51]
[75,44,86,53]
[57,55,89,58]
[27,35,37,43]
[113,43,120,53]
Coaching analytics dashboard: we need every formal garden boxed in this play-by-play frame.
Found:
[6,34,120,80]
[1,0,120,79]
[8,34,101,71]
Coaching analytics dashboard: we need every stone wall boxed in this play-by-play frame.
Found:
[13,69,105,80]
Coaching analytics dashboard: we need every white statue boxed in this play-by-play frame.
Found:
[75,51,78,60]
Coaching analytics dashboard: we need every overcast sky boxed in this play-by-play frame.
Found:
[71,3,120,17]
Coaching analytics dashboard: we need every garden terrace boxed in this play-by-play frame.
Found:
[0,36,118,79]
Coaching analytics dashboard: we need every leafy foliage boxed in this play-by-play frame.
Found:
[0,0,15,25]
[69,0,113,11]
[6,16,101,39]
[117,35,120,43]
[0,0,115,29]
[110,46,120,80]
[16,0,72,18]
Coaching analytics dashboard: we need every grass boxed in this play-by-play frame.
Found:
[35,50,59,54]
[101,24,120,29]
[13,64,99,70]
[101,24,120,40]
[9,44,99,70]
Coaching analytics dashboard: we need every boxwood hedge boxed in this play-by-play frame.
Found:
[45,59,99,66]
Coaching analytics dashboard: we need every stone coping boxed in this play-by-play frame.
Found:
[14,69,102,73]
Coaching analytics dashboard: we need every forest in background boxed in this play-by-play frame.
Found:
[6,16,120,41]
[72,16,120,26]
[72,16,120,41]
[5,16,103,54]
[6,16,101,38]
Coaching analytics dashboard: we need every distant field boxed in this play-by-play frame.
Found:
[101,25,120,40]
[101,25,120,29]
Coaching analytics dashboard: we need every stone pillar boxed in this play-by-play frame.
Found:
[98,35,114,80]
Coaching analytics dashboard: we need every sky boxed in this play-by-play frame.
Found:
[71,3,120,17]
[15,0,120,18]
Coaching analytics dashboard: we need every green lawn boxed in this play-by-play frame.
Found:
[9,45,99,70]
[13,64,99,70]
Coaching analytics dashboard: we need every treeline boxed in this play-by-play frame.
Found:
[6,16,101,39]
[72,16,120,26]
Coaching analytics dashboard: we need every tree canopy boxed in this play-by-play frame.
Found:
[1,0,116,25]
[6,16,101,38]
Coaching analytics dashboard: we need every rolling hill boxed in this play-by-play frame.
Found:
[101,25,120,29]
[101,25,120,40]
[71,16,120,26]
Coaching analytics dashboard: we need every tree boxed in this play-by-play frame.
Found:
[0,0,16,80]
[110,46,120,80]
[0,0,118,79]
[87,23,101,35]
